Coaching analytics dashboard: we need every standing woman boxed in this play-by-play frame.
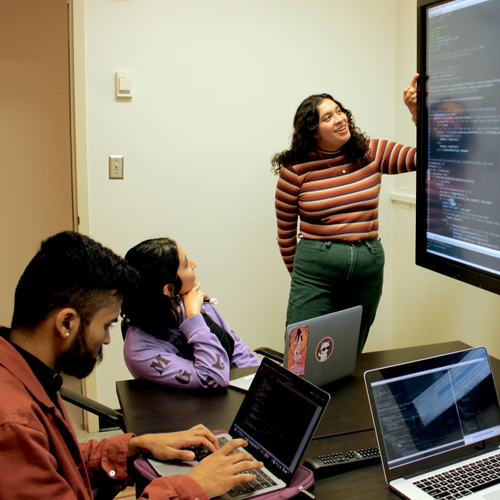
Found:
[121,237,260,389]
[272,75,418,352]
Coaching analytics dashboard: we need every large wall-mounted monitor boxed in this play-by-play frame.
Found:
[416,0,500,294]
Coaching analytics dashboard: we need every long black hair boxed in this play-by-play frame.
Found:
[121,237,182,340]
[271,93,370,174]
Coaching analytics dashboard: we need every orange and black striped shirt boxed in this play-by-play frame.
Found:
[275,139,417,273]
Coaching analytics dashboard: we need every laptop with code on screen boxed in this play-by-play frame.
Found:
[364,347,500,500]
[149,357,330,499]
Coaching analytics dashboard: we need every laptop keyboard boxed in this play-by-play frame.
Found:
[216,436,278,498]
[227,468,277,498]
[413,453,500,498]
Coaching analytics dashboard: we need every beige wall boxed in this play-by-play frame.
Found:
[83,0,399,407]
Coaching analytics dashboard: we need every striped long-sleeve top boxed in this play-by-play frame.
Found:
[275,139,417,273]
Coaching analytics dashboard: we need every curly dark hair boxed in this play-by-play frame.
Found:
[271,93,370,174]
[11,231,139,330]
[121,237,182,340]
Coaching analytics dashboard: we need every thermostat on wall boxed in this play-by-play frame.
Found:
[115,72,133,98]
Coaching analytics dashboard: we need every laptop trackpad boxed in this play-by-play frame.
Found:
[483,489,500,499]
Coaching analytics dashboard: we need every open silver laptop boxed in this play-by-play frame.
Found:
[284,306,362,387]
[149,357,330,499]
[364,346,500,500]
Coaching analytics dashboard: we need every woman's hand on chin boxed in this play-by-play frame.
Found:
[182,283,209,319]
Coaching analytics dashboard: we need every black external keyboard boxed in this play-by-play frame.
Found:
[304,447,381,479]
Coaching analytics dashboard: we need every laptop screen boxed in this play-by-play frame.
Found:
[365,348,500,477]
[229,357,330,485]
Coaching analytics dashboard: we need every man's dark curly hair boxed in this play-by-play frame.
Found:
[11,231,139,330]
[271,93,370,174]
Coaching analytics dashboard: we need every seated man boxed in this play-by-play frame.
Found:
[0,231,262,500]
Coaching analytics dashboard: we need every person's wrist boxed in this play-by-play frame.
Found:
[185,308,201,319]
[127,437,139,457]
[128,435,148,457]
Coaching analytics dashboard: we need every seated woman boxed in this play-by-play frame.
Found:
[121,237,260,389]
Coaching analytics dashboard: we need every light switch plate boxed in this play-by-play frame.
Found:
[115,72,133,98]
[109,156,124,179]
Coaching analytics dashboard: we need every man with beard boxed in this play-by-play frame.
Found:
[0,231,261,500]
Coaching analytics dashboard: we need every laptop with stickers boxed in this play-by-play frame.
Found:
[283,306,362,387]
[365,347,500,500]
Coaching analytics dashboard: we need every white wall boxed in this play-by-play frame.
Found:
[84,0,401,407]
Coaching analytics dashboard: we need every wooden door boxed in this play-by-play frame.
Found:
[0,0,74,327]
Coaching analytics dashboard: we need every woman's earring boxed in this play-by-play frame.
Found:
[65,332,70,338]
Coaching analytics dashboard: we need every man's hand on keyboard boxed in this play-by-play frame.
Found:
[188,438,264,498]
[128,424,219,462]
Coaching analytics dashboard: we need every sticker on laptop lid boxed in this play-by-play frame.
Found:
[316,337,334,362]
[287,326,308,376]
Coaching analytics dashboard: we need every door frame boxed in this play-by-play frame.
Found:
[69,0,99,433]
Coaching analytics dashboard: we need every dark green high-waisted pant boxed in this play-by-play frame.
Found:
[285,237,385,353]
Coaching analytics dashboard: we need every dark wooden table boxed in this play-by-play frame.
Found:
[117,341,499,498]
[117,341,475,437]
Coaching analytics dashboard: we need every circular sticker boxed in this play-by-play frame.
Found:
[315,337,334,362]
